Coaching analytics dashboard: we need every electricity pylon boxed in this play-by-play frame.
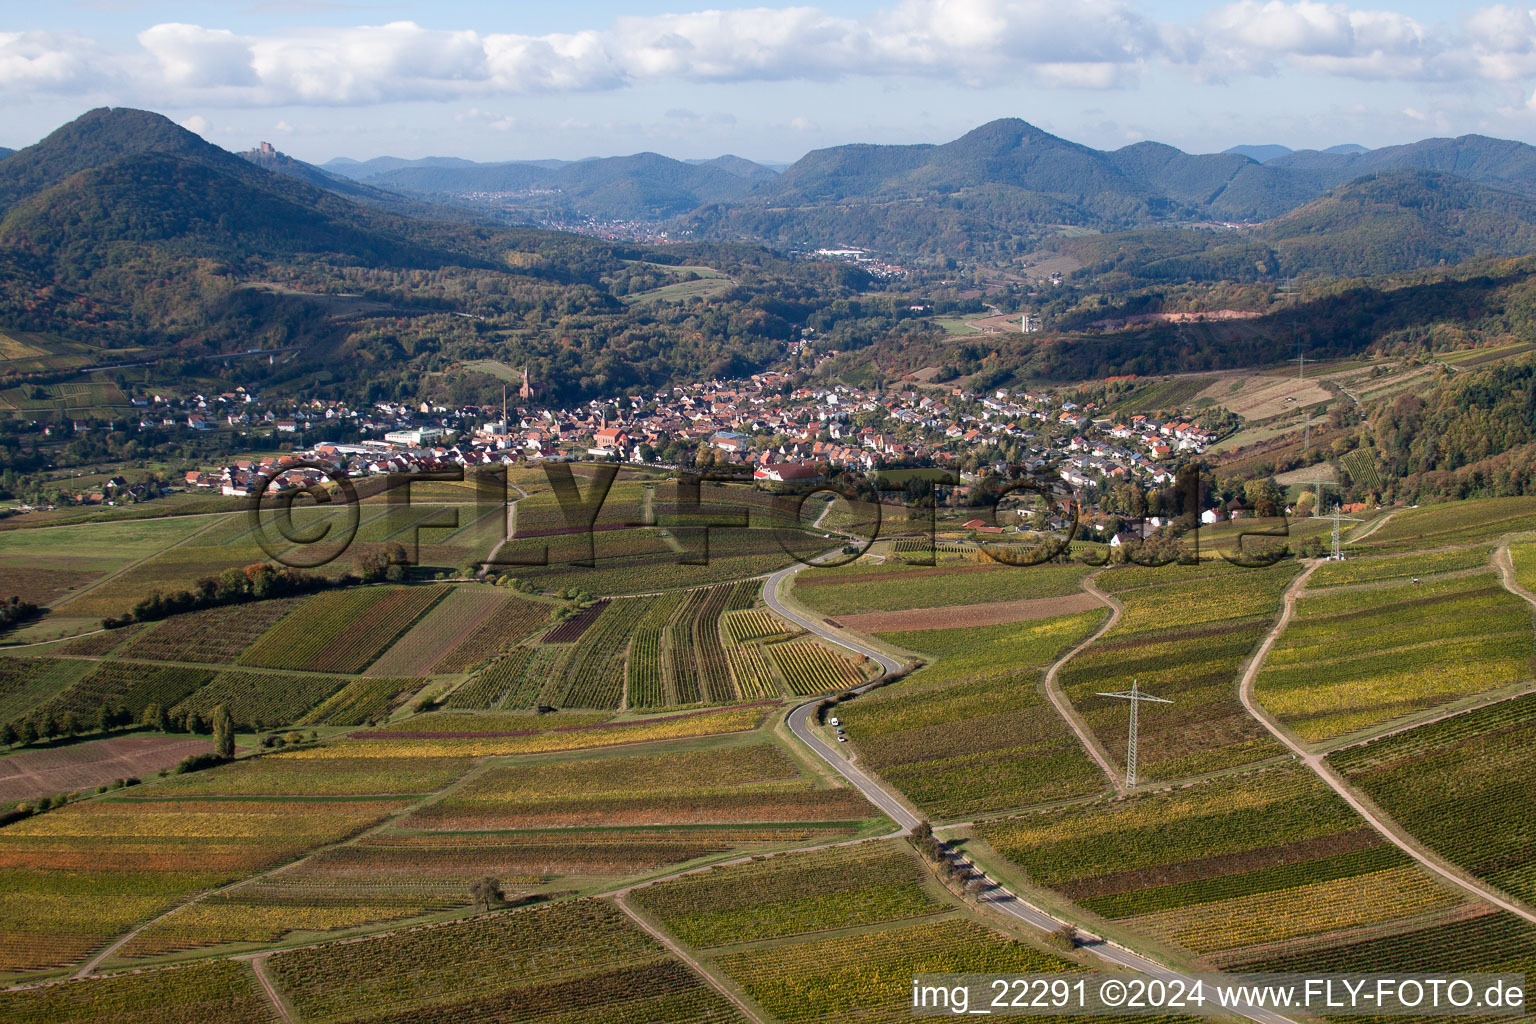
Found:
[1330,507,1364,561]
[1096,678,1172,788]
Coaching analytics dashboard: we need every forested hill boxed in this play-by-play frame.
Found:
[0,108,475,268]
[827,254,1536,394]
[1053,171,1536,284]
[0,108,887,406]
[1268,134,1536,195]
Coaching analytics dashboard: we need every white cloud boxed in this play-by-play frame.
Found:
[179,114,210,136]
[0,30,110,91]
[1202,1,1436,79]
[139,24,258,89]
[9,0,1536,111]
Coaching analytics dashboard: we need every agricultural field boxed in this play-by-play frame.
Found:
[0,734,213,805]
[622,265,735,306]
[976,764,1468,964]
[264,899,749,1024]
[1255,571,1535,743]
[170,669,349,730]
[445,646,565,710]
[0,794,407,974]
[1330,692,1536,904]
[509,522,799,596]
[405,740,874,831]
[1306,545,1492,588]
[150,750,474,797]
[684,585,735,703]
[298,676,418,726]
[0,656,93,723]
[57,625,145,656]
[238,585,447,673]
[429,580,809,711]
[40,519,278,622]
[0,514,222,622]
[306,825,859,880]
[1223,905,1536,994]
[792,561,1091,617]
[0,958,279,1023]
[33,661,215,722]
[715,917,1107,1024]
[631,840,945,947]
[1193,371,1330,420]
[1510,539,1536,593]
[549,594,663,708]
[627,592,686,707]
[116,597,307,664]
[840,611,1107,818]
[1105,374,1215,415]
[542,598,609,643]
[291,703,770,758]
[1058,561,1296,779]
[766,640,866,696]
[363,586,523,677]
[418,590,551,674]
[1354,496,1536,552]
[117,892,439,958]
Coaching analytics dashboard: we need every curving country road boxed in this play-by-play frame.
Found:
[763,558,1299,1024]
[762,558,904,676]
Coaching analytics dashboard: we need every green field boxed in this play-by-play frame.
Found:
[1307,545,1492,587]
[793,561,1091,616]
[1255,571,1534,742]
[977,765,1467,961]
[1355,496,1536,552]
[1330,692,1536,904]
[630,840,945,947]
[1058,561,1296,779]
[839,611,1107,818]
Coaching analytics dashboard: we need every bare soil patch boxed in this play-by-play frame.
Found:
[0,734,213,803]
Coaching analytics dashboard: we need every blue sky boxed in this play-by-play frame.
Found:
[4,0,1534,164]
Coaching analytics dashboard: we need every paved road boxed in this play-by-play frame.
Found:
[761,559,903,675]
[786,699,920,832]
[763,561,1299,1024]
[1239,560,1536,928]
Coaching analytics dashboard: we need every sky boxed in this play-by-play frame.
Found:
[5,0,1536,164]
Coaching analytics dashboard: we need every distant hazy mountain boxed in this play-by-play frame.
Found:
[1269,136,1536,196]
[1224,144,1292,162]
[684,120,1536,253]
[364,162,551,194]
[0,148,12,161]
[324,155,487,180]
[365,151,765,220]
[318,123,1536,255]
[686,155,779,181]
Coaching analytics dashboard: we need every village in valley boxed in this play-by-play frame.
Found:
[162,368,1224,529]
